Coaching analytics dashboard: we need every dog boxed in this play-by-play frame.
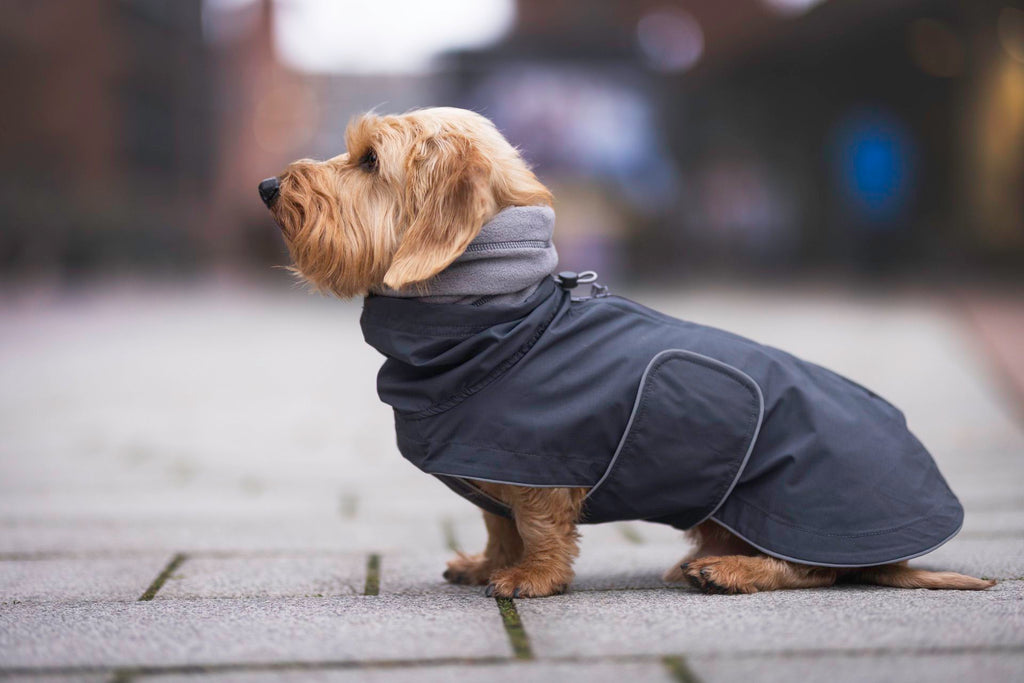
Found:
[259,107,995,597]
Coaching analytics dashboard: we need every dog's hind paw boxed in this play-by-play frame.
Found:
[675,559,758,595]
[443,554,492,586]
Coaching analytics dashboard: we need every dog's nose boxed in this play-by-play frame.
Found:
[258,177,280,207]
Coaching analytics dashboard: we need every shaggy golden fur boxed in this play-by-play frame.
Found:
[269,108,550,297]
[266,107,995,597]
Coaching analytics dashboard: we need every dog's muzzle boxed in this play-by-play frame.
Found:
[258,177,280,207]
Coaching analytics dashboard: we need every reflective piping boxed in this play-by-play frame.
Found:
[691,355,764,526]
[707,515,966,568]
[429,471,591,489]
[584,349,765,520]
[434,474,515,518]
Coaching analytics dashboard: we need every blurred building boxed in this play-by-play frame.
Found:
[448,0,1024,279]
[0,0,311,275]
[0,0,1021,281]
[0,0,434,277]
[0,0,217,274]
[668,0,1024,277]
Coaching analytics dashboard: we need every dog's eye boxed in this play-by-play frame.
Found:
[359,149,378,172]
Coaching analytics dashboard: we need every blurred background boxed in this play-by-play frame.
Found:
[2,0,1023,284]
[2,4,1024,671]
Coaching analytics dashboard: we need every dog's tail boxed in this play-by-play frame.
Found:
[849,562,996,590]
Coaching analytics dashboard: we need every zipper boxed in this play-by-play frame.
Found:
[462,239,551,253]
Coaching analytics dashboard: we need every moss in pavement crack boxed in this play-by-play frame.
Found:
[496,597,533,660]
[663,656,702,683]
[364,553,381,595]
[138,553,187,601]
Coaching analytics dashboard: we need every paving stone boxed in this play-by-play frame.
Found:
[572,523,692,590]
[960,509,1024,536]
[0,518,446,555]
[0,489,341,520]
[356,481,489,522]
[573,544,681,592]
[376,551,482,596]
[386,533,1023,595]
[0,595,510,668]
[0,556,170,603]
[956,486,1024,512]
[0,677,108,683]
[447,517,690,558]
[376,524,691,595]
[139,661,675,683]
[909,537,1024,580]
[3,283,1024,677]
[155,554,366,599]
[688,652,1024,683]
[517,581,1024,658]
[581,521,688,546]
[375,528,1024,595]
[944,455,1024,509]
[444,516,489,554]
[581,523,1007,590]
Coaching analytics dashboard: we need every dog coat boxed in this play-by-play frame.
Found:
[360,276,964,567]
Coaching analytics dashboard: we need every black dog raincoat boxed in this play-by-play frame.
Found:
[360,276,963,567]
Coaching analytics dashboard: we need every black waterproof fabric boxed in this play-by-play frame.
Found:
[360,277,964,567]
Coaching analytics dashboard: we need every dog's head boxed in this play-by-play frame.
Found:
[259,107,552,298]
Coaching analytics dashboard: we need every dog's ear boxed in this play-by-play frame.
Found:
[383,136,493,291]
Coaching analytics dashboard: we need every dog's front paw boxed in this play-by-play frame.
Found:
[443,554,493,586]
[678,558,758,595]
[484,566,570,598]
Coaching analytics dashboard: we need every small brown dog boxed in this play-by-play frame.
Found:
[261,107,994,597]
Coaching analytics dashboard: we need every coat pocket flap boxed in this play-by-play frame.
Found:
[582,349,763,527]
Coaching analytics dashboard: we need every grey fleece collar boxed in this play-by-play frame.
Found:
[381,205,558,305]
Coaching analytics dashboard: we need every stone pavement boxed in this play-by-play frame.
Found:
[1,278,1022,682]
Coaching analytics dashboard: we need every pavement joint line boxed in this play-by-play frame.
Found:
[441,517,461,552]
[0,548,460,561]
[663,655,702,683]
[495,597,533,660]
[0,552,85,561]
[617,524,646,545]
[0,657,513,678]
[5,645,1024,678]
[339,493,358,519]
[0,550,191,561]
[0,578,1018,606]
[1,529,1022,558]
[574,585,686,594]
[364,553,381,596]
[137,553,187,601]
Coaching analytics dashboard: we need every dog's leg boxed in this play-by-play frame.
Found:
[443,511,524,586]
[664,520,757,581]
[848,562,995,590]
[485,486,586,598]
[674,555,840,594]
